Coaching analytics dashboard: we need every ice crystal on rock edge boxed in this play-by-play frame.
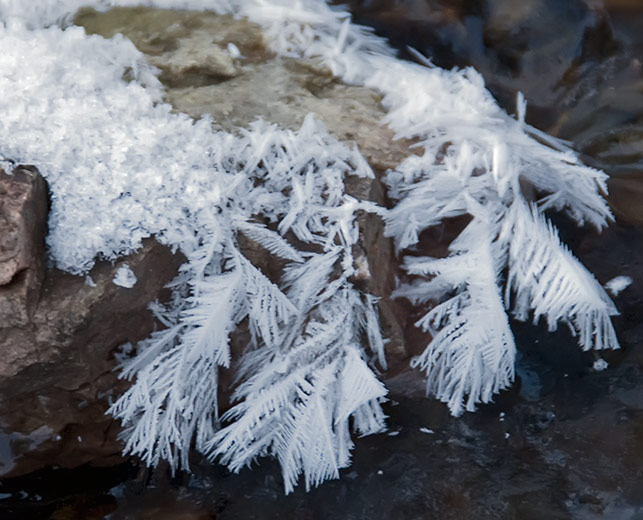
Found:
[0,0,620,491]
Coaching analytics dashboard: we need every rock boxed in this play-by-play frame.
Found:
[149,32,239,87]
[0,182,185,478]
[0,166,47,285]
[77,7,415,173]
[0,166,48,327]
[603,0,643,9]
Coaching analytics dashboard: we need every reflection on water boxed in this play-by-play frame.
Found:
[2,1,643,518]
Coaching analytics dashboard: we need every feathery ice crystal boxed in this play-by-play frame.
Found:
[0,0,619,492]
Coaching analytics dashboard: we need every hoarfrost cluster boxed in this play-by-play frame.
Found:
[0,0,620,492]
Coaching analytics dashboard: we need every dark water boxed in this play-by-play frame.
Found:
[2,1,643,518]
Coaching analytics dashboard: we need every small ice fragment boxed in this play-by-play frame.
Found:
[85,275,96,287]
[499,412,505,422]
[504,432,510,439]
[113,264,137,288]
[54,435,62,441]
[77,436,82,442]
[604,275,632,296]
[387,430,400,436]
[419,427,434,434]
[227,42,242,59]
[593,358,609,372]
[376,470,383,475]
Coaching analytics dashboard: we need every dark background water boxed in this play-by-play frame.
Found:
[2,1,643,518]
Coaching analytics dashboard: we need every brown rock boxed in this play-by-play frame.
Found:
[607,173,643,226]
[0,166,48,327]
[0,166,47,284]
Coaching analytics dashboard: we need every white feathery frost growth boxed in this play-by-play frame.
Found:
[107,116,388,482]
[384,90,618,415]
[0,0,620,491]
[211,251,387,493]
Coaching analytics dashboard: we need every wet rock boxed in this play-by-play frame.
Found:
[0,463,134,519]
[98,479,213,520]
[607,172,643,226]
[0,229,184,477]
[603,0,643,9]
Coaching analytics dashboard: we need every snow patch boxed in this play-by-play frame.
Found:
[113,264,137,288]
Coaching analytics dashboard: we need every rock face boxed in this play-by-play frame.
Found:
[0,166,48,329]
[0,166,184,477]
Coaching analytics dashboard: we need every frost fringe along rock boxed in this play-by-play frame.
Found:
[0,0,619,492]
